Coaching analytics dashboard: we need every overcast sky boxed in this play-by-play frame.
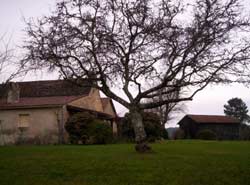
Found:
[0,0,250,127]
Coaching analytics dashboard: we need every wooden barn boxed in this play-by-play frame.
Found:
[178,114,240,140]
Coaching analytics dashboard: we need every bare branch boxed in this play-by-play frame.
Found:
[21,0,250,144]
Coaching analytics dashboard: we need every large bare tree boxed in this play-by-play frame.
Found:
[22,0,250,152]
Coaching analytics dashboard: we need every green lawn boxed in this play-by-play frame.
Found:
[0,141,250,185]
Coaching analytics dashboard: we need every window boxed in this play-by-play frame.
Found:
[18,114,30,128]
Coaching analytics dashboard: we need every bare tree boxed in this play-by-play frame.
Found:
[0,34,25,84]
[22,0,250,152]
[0,34,13,83]
[145,89,186,126]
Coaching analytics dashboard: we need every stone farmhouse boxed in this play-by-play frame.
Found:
[0,80,117,145]
[178,114,240,140]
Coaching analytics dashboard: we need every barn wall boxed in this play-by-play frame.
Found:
[197,123,240,140]
[179,117,240,140]
[179,117,198,139]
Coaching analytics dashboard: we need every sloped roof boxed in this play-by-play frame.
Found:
[0,80,91,98]
[0,96,84,110]
[0,80,92,109]
[183,114,240,124]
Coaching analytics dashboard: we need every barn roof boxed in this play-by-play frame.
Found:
[179,114,240,124]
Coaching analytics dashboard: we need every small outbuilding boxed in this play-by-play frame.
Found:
[178,114,240,140]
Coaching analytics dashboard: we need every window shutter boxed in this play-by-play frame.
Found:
[19,114,30,127]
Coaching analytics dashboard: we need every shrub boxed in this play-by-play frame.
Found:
[120,112,164,142]
[144,112,162,141]
[162,129,169,140]
[173,128,185,140]
[65,112,95,144]
[88,120,113,144]
[119,114,134,140]
[65,112,113,144]
[239,124,250,140]
[196,129,217,140]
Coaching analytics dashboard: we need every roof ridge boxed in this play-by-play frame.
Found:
[0,79,92,101]
[0,95,87,110]
[8,79,64,84]
[184,114,240,124]
[187,114,229,117]
[7,79,92,84]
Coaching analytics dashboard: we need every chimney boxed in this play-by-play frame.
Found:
[7,82,20,103]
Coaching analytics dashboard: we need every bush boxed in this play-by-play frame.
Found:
[239,124,250,140]
[88,120,113,144]
[65,112,94,144]
[144,112,163,141]
[162,129,169,140]
[196,129,217,140]
[173,128,185,140]
[120,112,164,142]
[65,112,113,144]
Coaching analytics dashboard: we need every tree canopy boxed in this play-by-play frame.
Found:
[224,97,249,124]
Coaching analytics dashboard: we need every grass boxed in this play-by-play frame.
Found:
[0,141,250,185]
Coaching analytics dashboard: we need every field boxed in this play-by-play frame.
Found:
[0,141,250,185]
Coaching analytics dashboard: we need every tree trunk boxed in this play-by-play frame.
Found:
[130,107,151,153]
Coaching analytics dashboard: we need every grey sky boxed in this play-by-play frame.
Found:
[0,0,250,127]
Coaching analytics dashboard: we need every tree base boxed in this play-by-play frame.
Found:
[135,142,151,153]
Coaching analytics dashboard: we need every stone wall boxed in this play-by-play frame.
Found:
[69,88,104,112]
[0,107,63,145]
[69,88,118,135]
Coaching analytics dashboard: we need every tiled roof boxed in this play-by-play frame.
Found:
[0,79,91,98]
[186,114,240,124]
[0,96,84,110]
[0,80,92,109]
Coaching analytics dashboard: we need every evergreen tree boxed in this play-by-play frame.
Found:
[224,98,249,123]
